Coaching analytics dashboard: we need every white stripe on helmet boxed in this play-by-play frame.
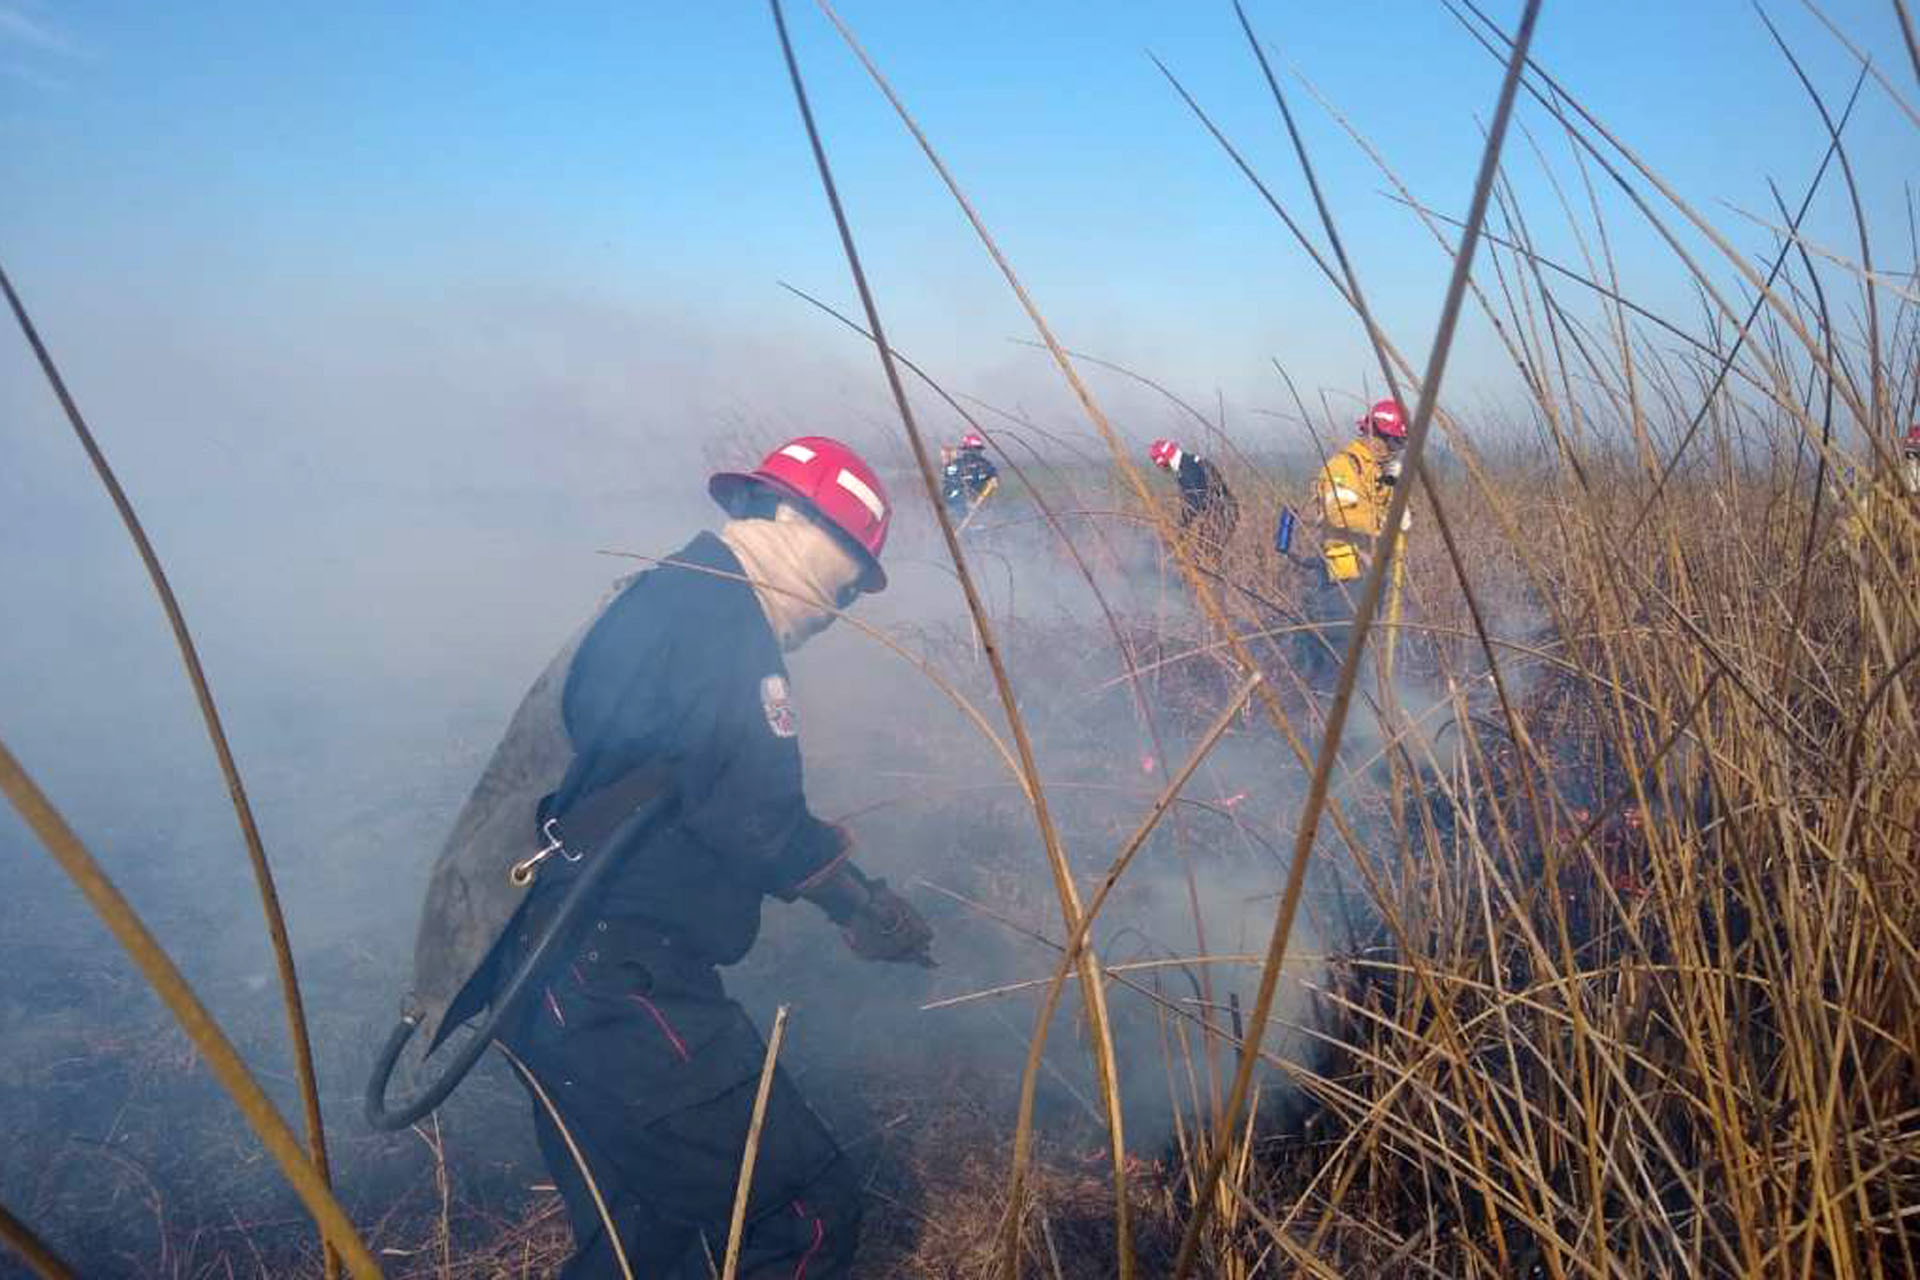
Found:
[834,468,885,522]
[779,443,818,464]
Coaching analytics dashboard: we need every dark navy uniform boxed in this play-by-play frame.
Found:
[941,448,998,520]
[1174,453,1239,548]
[497,532,859,1278]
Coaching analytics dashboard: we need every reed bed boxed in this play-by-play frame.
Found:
[3,1,1916,1277]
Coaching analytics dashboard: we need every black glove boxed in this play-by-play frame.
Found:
[842,878,935,966]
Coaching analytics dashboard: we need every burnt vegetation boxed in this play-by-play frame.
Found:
[5,0,1920,1277]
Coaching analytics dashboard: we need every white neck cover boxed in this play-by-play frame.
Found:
[719,503,863,652]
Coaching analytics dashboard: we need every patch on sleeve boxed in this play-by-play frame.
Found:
[760,674,798,738]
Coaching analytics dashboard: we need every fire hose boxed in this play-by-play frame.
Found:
[363,795,675,1131]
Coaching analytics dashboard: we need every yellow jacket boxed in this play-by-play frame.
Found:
[1311,439,1391,579]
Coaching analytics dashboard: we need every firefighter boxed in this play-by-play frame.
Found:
[1297,399,1410,689]
[1148,437,1239,553]
[941,431,999,523]
[422,436,933,1278]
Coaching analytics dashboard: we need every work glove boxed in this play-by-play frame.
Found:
[1380,456,1404,487]
[842,878,936,966]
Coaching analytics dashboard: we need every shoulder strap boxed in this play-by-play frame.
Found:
[545,762,674,857]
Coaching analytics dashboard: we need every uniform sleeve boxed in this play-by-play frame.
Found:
[668,651,849,901]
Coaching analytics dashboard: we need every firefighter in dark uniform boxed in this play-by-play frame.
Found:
[940,431,999,523]
[1148,437,1239,554]
[458,436,931,1278]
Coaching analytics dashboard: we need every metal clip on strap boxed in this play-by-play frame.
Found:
[508,818,581,887]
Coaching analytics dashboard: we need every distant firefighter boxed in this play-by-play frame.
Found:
[1296,399,1411,689]
[392,435,931,1277]
[941,431,999,524]
[1148,437,1239,551]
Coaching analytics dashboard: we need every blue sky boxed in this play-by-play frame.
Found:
[2,1,1915,494]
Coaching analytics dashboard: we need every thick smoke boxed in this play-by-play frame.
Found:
[0,294,1332,1271]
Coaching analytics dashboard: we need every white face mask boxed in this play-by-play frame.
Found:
[720,504,864,653]
[781,607,837,653]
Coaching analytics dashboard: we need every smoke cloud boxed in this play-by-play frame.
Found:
[0,281,1338,1273]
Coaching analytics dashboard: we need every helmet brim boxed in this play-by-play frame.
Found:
[708,471,888,594]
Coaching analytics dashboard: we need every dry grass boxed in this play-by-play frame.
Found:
[776,0,1920,1271]
[5,2,1919,1278]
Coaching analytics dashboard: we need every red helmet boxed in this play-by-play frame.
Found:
[958,431,987,450]
[1904,424,1920,453]
[709,436,891,592]
[1361,399,1409,439]
[1148,438,1181,469]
